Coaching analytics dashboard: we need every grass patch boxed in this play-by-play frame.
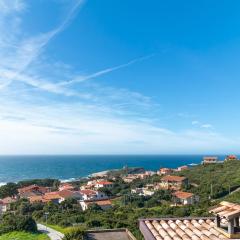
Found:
[43,223,74,234]
[0,231,49,240]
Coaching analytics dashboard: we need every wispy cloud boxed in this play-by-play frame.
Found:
[0,0,85,89]
[191,120,213,129]
[0,1,236,155]
[0,0,25,14]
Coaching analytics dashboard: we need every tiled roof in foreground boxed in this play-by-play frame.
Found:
[139,217,230,240]
[210,201,240,220]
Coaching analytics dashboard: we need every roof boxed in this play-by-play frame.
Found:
[161,175,187,182]
[58,190,76,198]
[80,189,97,195]
[29,195,46,203]
[209,201,240,220]
[18,184,38,193]
[203,156,218,160]
[85,200,112,206]
[86,229,136,240]
[172,191,194,199]
[2,197,16,204]
[96,181,113,185]
[139,217,229,240]
[160,168,172,171]
[59,183,74,189]
[44,192,61,200]
[226,155,238,159]
[18,184,49,194]
[20,191,42,198]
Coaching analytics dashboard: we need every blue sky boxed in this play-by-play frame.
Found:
[0,0,240,154]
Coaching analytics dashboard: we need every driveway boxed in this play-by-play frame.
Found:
[37,223,64,240]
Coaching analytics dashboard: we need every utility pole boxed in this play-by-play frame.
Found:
[209,183,213,199]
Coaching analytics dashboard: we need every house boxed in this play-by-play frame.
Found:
[139,201,240,240]
[122,175,138,183]
[59,183,75,191]
[1,197,16,211]
[0,200,7,214]
[57,190,81,203]
[225,155,238,161]
[95,181,114,190]
[131,187,155,196]
[31,190,82,204]
[79,200,112,211]
[176,165,189,172]
[41,192,61,204]
[160,175,188,190]
[79,190,108,201]
[202,156,218,164]
[18,184,50,199]
[172,191,199,205]
[29,195,47,203]
[0,197,16,214]
[157,168,173,175]
[137,171,156,179]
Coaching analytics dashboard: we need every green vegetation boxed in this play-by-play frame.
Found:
[179,160,240,200]
[0,231,49,240]
[63,227,86,240]
[1,161,240,239]
[43,224,74,234]
[0,213,37,235]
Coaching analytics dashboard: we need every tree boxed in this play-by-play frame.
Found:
[63,227,86,240]
[0,183,18,198]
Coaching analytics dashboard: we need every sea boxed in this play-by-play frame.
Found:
[0,155,225,184]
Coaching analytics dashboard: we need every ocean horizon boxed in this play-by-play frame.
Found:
[0,154,227,184]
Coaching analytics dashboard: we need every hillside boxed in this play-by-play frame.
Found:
[179,160,240,200]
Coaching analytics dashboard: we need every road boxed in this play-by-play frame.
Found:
[37,223,64,240]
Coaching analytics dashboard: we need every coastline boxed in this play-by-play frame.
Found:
[0,155,211,183]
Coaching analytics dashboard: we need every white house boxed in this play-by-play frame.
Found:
[79,200,112,211]
[172,191,199,205]
[79,190,108,201]
[95,181,114,190]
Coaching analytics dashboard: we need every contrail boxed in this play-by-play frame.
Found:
[59,54,155,86]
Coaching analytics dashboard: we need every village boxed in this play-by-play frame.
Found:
[0,165,196,214]
[0,155,237,214]
[0,154,240,240]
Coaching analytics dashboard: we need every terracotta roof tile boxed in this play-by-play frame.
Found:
[173,191,194,199]
[140,218,229,240]
[162,175,187,182]
[210,201,240,220]
[96,181,113,185]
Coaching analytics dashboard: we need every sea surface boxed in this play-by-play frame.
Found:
[0,155,224,183]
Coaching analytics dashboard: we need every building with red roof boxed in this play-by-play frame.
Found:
[160,175,188,190]
[79,189,108,201]
[225,155,238,161]
[172,191,199,205]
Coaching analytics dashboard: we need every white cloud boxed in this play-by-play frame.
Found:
[201,124,213,129]
[0,1,236,155]
[0,0,25,14]
[192,120,200,125]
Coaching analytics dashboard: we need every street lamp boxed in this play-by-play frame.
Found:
[44,212,49,230]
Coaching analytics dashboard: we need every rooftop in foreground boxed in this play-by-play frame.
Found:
[139,217,226,240]
[85,229,136,240]
[139,201,240,240]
